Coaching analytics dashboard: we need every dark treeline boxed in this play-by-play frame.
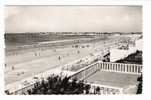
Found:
[136,73,143,94]
[116,50,142,64]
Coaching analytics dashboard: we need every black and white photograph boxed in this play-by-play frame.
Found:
[4,5,143,95]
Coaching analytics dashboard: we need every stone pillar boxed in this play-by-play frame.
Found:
[130,65,132,72]
[131,65,133,72]
[125,64,127,72]
[128,65,130,72]
[134,65,136,73]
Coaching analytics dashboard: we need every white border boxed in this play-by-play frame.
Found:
[0,0,5,96]
[4,0,151,5]
[1,0,151,100]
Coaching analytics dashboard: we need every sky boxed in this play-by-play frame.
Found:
[5,6,142,33]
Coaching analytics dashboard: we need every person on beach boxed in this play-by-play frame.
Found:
[12,66,14,70]
[58,56,61,60]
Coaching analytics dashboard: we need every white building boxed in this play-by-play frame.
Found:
[135,39,143,51]
[110,38,142,62]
